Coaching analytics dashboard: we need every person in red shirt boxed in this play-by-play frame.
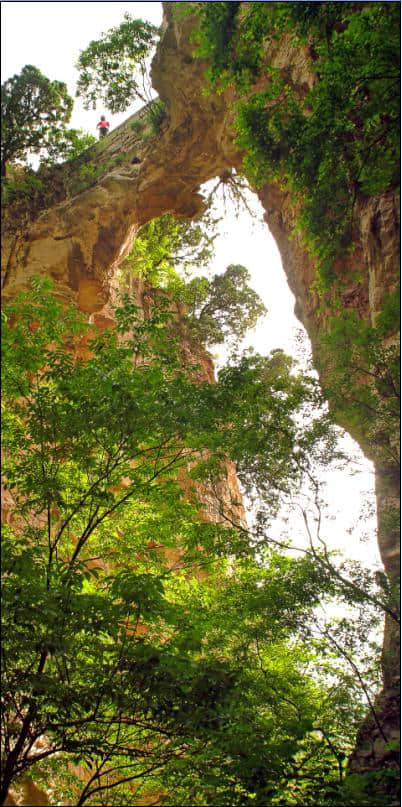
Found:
[96,115,110,138]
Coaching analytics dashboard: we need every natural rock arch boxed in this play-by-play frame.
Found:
[1,1,399,774]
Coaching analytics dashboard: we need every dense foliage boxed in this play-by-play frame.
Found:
[184,264,267,349]
[1,65,73,177]
[1,279,396,806]
[1,63,97,212]
[76,13,159,113]
[182,1,400,286]
[120,213,218,287]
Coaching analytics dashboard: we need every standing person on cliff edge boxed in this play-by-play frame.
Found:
[96,114,110,138]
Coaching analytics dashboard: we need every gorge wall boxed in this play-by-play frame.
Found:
[2,1,399,779]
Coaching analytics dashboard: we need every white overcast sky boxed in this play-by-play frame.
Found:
[1,1,379,565]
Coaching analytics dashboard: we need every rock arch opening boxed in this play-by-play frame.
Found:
[1,1,399,797]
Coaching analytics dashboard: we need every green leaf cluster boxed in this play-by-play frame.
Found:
[76,13,159,114]
[1,64,73,177]
[120,212,217,288]
[186,264,267,348]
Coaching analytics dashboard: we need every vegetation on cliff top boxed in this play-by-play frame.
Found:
[76,12,158,114]
[1,13,161,212]
[181,1,400,287]
[1,65,97,182]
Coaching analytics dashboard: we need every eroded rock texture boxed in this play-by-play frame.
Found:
[1,0,399,778]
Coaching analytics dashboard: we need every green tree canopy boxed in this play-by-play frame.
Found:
[120,212,218,290]
[76,13,159,113]
[1,64,73,176]
[1,279,394,806]
[185,263,267,348]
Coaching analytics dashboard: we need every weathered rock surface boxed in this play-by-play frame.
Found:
[1,0,399,781]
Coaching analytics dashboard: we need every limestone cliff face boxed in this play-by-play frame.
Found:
[1,0,399,777]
